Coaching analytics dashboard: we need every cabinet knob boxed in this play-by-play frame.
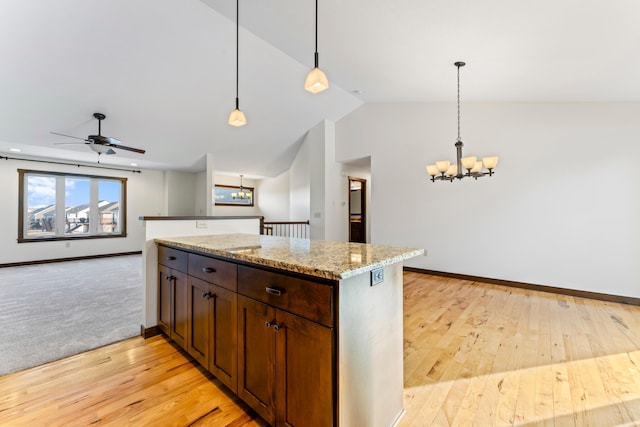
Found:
[265,321,273,328]
[166,275,175,281]
[265,287,283,296]
[167,256,176,261]
[202,267,216,274]
[273,324,282,332]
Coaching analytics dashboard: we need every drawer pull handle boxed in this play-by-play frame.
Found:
[273,324,282,332]
[265,320,274,328]
[167,256,177,261]
[265,287,283,296]
[202,267,216,274]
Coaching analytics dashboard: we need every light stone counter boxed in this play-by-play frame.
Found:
[155,233,423,281]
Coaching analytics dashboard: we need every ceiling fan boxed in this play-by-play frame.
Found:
[51,113,146,155]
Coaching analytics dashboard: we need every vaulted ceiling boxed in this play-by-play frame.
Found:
[1,0,638,176]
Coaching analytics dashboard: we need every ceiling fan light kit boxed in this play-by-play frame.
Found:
[51,112,145,156]
[305,0,329,93]
[426,61,498,182]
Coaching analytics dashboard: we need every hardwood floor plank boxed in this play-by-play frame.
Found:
[2,272,639,426]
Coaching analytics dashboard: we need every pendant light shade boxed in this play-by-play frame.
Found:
[228,100,246,127]
[305,63,329,94]
[228,0,246,127]
[305,0,329,93]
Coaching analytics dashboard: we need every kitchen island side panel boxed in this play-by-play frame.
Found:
[338,262,405,427]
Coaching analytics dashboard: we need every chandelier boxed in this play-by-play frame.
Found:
[232,174,252,199]
[426,61,498,182]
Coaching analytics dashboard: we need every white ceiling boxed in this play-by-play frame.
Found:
[1,0,639,175]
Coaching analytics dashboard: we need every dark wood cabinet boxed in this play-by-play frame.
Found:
[187,276,210,367]
[187,276,238,393]
[274,308,333,427]
[237,265,335,427]
[158,246,188,350]
[159,246,336,427]
[208,283,237,393]
[238,295,276,424]
[158,264,172,336]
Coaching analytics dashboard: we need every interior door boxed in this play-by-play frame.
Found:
[348,177,366,243]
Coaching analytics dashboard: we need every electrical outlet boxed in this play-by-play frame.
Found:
[371,267,384,286]
[196,220,208,228]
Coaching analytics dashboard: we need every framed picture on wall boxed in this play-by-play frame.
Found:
[213,184,254,206]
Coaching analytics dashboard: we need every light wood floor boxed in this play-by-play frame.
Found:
[1,272,639,426]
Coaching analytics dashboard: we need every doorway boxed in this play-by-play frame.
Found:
[348,177,366,243]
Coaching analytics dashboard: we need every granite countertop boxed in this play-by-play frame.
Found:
[155,233,423,280]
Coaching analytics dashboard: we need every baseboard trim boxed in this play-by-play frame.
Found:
[140,325,161,339]
[404,267,640,306]
[0,251,142,268]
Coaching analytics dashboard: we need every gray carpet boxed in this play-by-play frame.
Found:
[0,255,142,376]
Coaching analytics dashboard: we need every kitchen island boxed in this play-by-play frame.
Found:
[155,233,423,427]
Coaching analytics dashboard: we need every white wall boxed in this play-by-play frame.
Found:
[322,121,348,242]
[195,171,208,215]
[289,134,311,222]
[257,170,290,221]
[336,103,640,298]
[307,122,327,239]
[164,170,197,216]
[0,157,165,264]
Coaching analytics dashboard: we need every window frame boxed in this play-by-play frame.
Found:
[18,169,128,243]
[213,184,255,207]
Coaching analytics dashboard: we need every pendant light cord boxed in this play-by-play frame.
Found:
[235,0,239,108]
[314,0,319,67]
[457,63,461,142]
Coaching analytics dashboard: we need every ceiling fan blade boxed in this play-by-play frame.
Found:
[104,136,122,145]
[109,144,146,154]
[50,131,88,141]
[54,142,88,145]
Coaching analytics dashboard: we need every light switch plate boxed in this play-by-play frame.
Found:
[371,267,384,286]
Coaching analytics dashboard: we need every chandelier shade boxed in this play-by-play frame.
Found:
[426,61,498,182]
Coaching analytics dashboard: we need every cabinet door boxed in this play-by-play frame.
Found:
[238,295,276,425]
[171,269,188,350]
[209,284,237,393]
[275,309,334,427]
[187,277,211,368]
[158,265,172,336]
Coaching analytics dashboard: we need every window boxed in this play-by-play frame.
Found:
[213,184,254,206]
[18,169,127,242]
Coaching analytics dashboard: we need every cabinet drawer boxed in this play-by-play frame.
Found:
[189,253,237,291]
[238,266,333,327]
[158,245,188,272]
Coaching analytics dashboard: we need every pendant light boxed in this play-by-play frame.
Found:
[425,61,498,182]
[304,0,329,93]
[228,0,246,126]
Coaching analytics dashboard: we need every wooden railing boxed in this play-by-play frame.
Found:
[260,220,310,239]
